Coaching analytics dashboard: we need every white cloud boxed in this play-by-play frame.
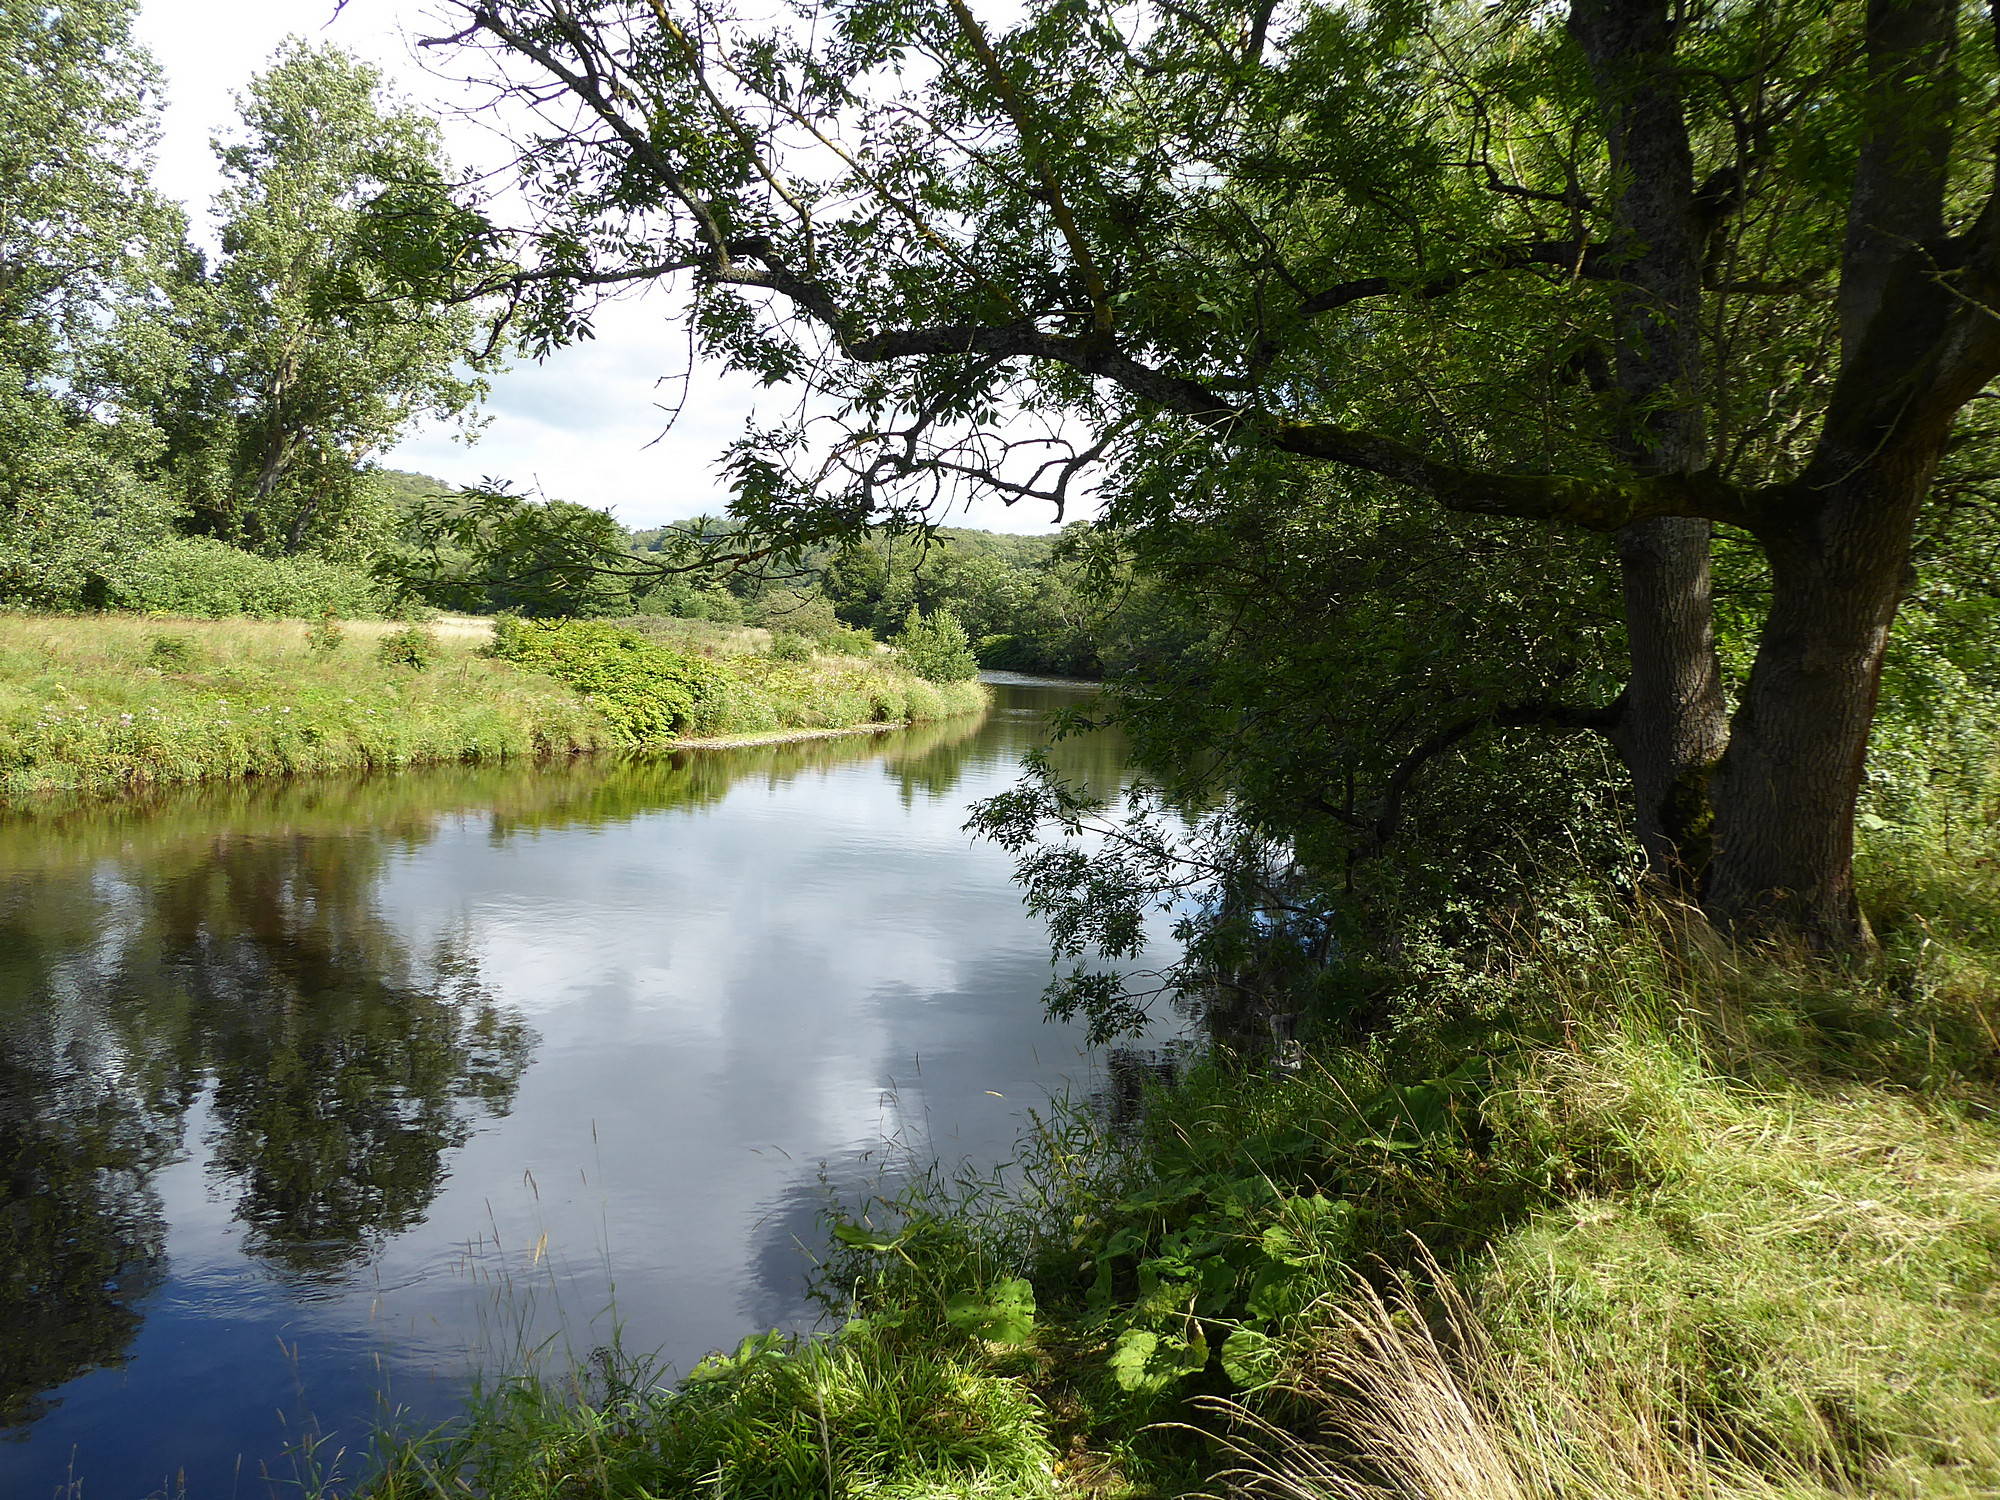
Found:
[131,0,1075,534]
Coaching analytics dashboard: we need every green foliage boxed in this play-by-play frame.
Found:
[305,612,344,656]
[0,614,607,801]
[766,630,813,662]
[144,633,199,671]
[374,625,438,672]
[160,42,495,555]
[942,1277,1038,1346]
[392,486,644,618]
[807,878,2000,1490]
[367,1325,1056,1500]
[490,618,722,742]
[0,609,986,804]
[894,607,980,683]
[622,522,1121,677]
[0,413,180,612]
[0,0,186,610]
[105,535,390,619]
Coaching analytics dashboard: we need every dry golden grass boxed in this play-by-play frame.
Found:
[1201,1262,1825,1500]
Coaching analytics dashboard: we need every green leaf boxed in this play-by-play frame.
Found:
[1117,1177,1206,1214]
[1108,1328,1165,1392]
[944,1277,1037,1345]
[830,1220,904,1252]
[1108,1325,1210,1392]
[687,1329,789,1383]
[1260,1222,1303,1264]
[1246,1263,1304,1322]
[1221,1328,1281,1387]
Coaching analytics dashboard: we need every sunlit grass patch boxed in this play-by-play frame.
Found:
[361,1327,1057,1500]
[0,613,606,802]
[0,612,988,803]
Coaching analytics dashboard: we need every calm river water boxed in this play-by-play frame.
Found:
[0,676,1179,1498]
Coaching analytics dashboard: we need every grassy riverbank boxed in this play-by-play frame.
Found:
[349,817,2000,1499]
[0,614,986,803]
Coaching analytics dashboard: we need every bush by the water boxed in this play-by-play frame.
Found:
[494,615,988,743]
[893,607,980,683]
[373,1326,1057,1500]
[490,617,724,742]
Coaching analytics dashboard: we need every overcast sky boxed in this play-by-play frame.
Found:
[130,0,1065,533]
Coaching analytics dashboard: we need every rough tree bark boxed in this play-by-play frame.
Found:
[1570,0,1731,893]
[1566,0,2000,948]
[1701,0,1991,945]
[1708,467,1927,943]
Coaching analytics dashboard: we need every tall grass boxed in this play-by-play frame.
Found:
[0,614,608,802]
[1184,882,2000,1500]
[688,652,987,738]
[625,611,990,736]
[0,613,989,803]
[357,1328,1058,1500]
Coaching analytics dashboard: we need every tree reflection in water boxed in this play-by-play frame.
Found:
[0,727,984,1429]
[0,773,546,1423]
[139,842,534,1280]
[0,1048,171,1428]
[0,692,1077,1435]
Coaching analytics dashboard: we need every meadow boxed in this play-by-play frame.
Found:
[0,613,986,804]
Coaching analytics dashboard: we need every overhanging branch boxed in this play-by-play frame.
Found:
[1321,690,1625,851]
[725,250,1762,531]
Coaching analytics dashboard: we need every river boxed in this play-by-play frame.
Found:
[0,675,1180,1498]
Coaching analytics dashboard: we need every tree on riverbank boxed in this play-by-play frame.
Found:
[0,9,501,610]
[0,0,185,606]
[162,42,495,555]
[425,0,2000,949]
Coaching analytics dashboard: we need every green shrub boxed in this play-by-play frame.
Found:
[145,632,200,671]
[305,612,344,656]
[367,1326,1055,1500]
[492,618,723,743]
[108,536,390,620]
[766,630,813,662]
[976,632,1026,668]
[376,625,439,671]
[698,675,782,734]
[817,625,878,657]
[893,607,980,683]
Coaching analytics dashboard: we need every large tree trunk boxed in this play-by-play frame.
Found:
[1704,462,1930,946]
[1699,0,1972,947]
[1571,0,1731,892]
[1614,517,1729,889]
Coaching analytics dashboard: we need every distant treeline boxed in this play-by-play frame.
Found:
[390,473,1180,679]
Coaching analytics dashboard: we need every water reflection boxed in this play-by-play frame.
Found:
[0,680,1168,1495]
[0,1043,170,1429]
[0,819,539,1427]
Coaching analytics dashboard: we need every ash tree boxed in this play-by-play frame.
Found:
[424,0,2000,948]
[165,41,498,556]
